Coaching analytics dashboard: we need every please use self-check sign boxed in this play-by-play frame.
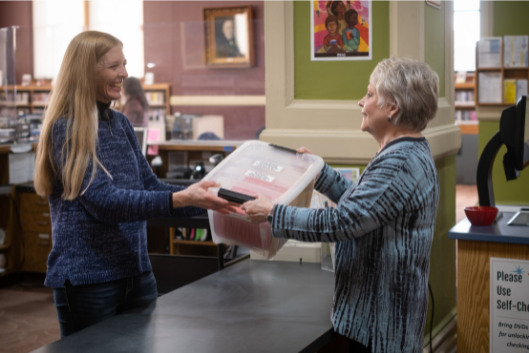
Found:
[491,258,529,352]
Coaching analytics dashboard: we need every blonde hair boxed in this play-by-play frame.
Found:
[34,31,122,200]
[370,57,439,132]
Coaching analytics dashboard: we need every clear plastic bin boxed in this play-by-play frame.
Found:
[203,141,324,259]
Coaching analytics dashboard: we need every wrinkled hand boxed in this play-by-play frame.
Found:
[241,194,274,224]
[174,180,238,214]
[297,146,312,154]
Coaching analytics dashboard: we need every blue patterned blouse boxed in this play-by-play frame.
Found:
[270,137,440,353]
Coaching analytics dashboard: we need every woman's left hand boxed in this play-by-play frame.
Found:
[241,194,274,224]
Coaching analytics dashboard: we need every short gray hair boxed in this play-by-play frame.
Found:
[370,57,439,132]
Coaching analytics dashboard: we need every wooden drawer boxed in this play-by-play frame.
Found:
[22,231,52,273]
[20,211,52,233]
[20,193,50,213]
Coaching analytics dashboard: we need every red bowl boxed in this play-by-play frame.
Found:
[464,206,498,226]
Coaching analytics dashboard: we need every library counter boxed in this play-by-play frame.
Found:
[448,212,529,244]
[449,212,529,353]
[31,260,336,353]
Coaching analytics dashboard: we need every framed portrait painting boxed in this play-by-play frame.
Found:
[311,1,372,61]
[204,6,254,68]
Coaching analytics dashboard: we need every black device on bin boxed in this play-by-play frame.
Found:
[218,188,256,205]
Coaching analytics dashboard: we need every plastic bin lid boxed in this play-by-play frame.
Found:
[203,141,324,205]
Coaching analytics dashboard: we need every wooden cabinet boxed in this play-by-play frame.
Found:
[0,190,22,277]
[17,191,52,273]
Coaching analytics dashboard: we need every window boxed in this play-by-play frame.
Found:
[453,0,481,72]
[32,0,144,80]
[32,1,84,79]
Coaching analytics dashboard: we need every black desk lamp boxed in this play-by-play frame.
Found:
[476,96,528,207]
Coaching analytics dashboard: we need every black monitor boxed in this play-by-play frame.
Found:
[477,96,528,207]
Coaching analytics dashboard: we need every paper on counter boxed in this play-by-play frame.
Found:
[147,128,160,156]
[478,72,502,103]
[478,37,502,68]
[9,152,35,184]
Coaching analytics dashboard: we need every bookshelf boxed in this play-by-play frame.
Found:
[475,37,528,107]
[1,83,171,118]
[0,84,51,116]
[454,73,478,130]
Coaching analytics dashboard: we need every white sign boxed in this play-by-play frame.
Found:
[490,258,529,352]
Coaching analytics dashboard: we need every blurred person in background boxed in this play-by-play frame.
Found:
[122,76,149,127]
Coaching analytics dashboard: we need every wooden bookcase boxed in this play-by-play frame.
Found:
[454,72,478,134]
[475,38,529,107]
[1,83,171,118]
[0,84,52,116]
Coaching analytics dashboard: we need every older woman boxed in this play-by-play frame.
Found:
[242,57,440,353]
[34,31,235,338]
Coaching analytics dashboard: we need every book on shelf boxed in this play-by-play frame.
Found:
[504,79,517,104]
[33,92,49,104]
[478,72,502,103]
[455,110,477,122]
[455,71,467,84]
[477,37,502,68]
[455,90,475,105]
[517,80,528,102]
[504,79,528,104]
[145,91,165,105]
[504,35,528,68]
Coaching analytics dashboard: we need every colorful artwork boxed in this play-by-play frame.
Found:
[311,1,372,61]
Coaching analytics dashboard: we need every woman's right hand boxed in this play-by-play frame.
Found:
[173,180,238,214]
[297,147,312,154]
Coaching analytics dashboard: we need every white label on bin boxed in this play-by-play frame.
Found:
[38,233,50,239]
[228,212,251,222]
[245,170,275,183]
[253,160,283,172]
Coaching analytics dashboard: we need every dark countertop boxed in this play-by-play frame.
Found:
[31,260,336,353]
[448,212,529,244]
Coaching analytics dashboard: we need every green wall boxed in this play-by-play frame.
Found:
[426,155,457,341]
[476,1,529,206]
[424,2,445,97]
[492,1,529,36]
[293,1,390,100]
[479,121,529,205]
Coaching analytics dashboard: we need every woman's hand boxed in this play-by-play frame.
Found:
[173,180,238,214]
[241,194,274,224]
[297,147,312,154]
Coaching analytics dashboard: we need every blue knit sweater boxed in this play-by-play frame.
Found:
[45,109,204,288]
[271,137,439,353]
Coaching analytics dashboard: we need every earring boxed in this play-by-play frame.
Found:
[387,116,391,121]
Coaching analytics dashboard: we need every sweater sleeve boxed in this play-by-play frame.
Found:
[120,114,205,217]
[270,152,419,243]
[313,164,352,203]
[51,119,202,224]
